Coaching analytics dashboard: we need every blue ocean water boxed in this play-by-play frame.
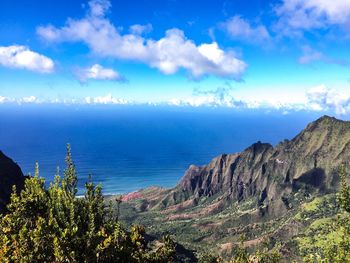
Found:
[0,105,322,194]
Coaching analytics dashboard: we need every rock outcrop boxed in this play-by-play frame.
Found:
[0,151,25,212]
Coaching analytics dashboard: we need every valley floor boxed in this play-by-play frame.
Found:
[115,188,342,261]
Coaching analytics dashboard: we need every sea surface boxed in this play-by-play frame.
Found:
[0,105,323,194]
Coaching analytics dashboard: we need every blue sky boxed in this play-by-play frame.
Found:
[1,0,350,114]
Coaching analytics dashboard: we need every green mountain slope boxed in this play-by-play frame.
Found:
[119,115,350,260]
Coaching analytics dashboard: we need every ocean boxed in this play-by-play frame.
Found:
[0,105,322,194]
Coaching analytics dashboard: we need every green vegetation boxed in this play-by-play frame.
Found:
[119,166,350,262]
[119,190,293,258]
[0,145,176,263]
[0,145,283,262]
[0,143,350,262]
[197,242,281,263]
[301,166,350,263]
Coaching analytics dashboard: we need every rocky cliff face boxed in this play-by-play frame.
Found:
[0,151,25,212]
[119,115,350,259]
[155,116,350,216]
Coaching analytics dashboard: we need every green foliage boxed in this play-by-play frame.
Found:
[5,145,350,262]
[301,166,350,263]
[338,166,350,213]
[197,241,281,263]
[0,144,176,263]
[197,252,223,263]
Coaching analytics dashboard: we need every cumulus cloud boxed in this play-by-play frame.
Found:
[129,23,153,35]
[168,84,293,109]
[37,0,246,80]
[219,16,270,43]
[168,97,224,107]
[74,64,125,83]
[0,96,7,103]
[0,45,54,73]
[169,86,247,108]
[21,96,38,103]
[84,93,128,104]
[167,94,302,110]
[306,85,350,114]
[168,95,245,108]
[166,84,350,115]
[88,0,111,17]
[0,95,42,104]
[274,0,350,35]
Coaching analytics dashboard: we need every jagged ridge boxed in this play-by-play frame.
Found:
[154,115,350,216]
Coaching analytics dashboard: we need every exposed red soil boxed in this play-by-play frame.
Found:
[122,191,142,201]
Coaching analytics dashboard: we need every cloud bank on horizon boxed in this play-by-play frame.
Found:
[1,0,350,115]
[2,84,350,115]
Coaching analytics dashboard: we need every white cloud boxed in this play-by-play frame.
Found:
[0,45,54,73]
[0,94,128,105]
[88,0,111,17]
[169,87,248,108]
[274,0,350,35]
[168,96,239,108]
[306,85,350,115]
[37,0,246,80]
[21,96,38,103]
[167,95,305,110]
[166,84,350,115]
[129,23,153,35]
[298,46,324,64]
[0,95,41,104]
[298,46,349,66]
[219,16,270,43]
[2,83,349,116]
[303,0,350,24]
[84,93,128,104]
[74,64,124,83]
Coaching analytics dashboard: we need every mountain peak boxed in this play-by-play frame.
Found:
[315,115,338,123]
[155,115,350,215]
[303,115,347,133]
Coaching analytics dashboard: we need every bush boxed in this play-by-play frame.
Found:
[0,145,176,263]
[303,166,350,263]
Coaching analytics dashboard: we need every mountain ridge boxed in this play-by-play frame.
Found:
[142,115,348,215]
[1,115,349,260]
[118,115,350,259]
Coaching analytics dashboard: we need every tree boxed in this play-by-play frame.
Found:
[197,240,281,263]
[304,166,350,263]
[321,166,350,262]
[0,144,176,263]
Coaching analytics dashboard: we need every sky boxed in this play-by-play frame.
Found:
[1,0,350,114]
